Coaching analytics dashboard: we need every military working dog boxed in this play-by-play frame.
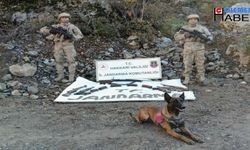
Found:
[130,93,203,145]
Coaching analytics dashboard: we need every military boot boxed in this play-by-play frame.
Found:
[197,75,208,86]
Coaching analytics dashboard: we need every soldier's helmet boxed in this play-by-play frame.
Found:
[58,12,71,20]
[187,14,199,21]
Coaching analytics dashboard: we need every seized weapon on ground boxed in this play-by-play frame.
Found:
[142,84,170,92]
[48,26,73,40]
[179,28,210,42]
[62,85,87,97]
[74,87,95,95]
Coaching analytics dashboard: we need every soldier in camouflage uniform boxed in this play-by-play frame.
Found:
[174,14,213,85]
[40,12,83,82]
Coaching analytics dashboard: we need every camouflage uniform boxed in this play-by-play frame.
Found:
[174,14,213,85]
[40,13,83,82]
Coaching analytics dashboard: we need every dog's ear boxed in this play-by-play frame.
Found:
[164,92,172,103]
[179,93,185,101]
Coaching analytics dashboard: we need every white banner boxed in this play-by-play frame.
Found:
[54,77,196,103]
[96,58,162,81]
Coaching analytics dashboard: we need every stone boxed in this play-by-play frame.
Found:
[226,74,233,78]
[161,60,169,66]
[11,90,22,96]
[205,89,212,93]
[156,37,172,49]
[1,74,12,81]
[243,73,250,82]
[127,35,138,41]
[9,63,37,77]
[27,86,39,94]
[41,77,51,84]
[0,83,7,91]
[28,50,39,57]
[240,81,247,85]
[232,74,240,79]
[123,50,134,59]
[143,43,149,49]
[22,93,29,97]
[11,12,27,24]
[30,95,39,100]
[107,48,114,53]
[43,59,55,66]
[7,81,22,89]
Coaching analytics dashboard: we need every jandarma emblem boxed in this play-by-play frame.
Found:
[150,61,158,68]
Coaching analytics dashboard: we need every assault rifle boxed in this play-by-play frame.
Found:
[179,28,210,42]
[49,26,73,40]
[62,85,87,97]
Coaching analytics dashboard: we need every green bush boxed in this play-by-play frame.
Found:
[91,17,117,37]
[160,17,185,37]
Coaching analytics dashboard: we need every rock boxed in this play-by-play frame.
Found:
[161,60,169,66]
[1,74,12,81]
[163,70,177,79]
[128,41,140,49]
[7,81,22,89]
[11,12,27,24]
[205,89,212,93]
[123,50,134,59]
[206,51,221,62]
[226,74,233,78]
[107,48,114,53]
[243,73,250,82]
[23,56,30,62]
[27,86,39,94]
[240,81,247,85]
[9,63,37,77]
[22,93,29,97]
[43,59,55,66]
[41,77,51,84]
[11,90,22,96]
[206,62,217,71]
[127,36,140,49]
[0,83,7,91]
[232,74,240,79]
[0,42,15,50]
[143,43,149,49]
[30,95,39,100]
[28,50,39,57]
[127,35,138,41]
[156,37,172,49]
[104,51,111,56]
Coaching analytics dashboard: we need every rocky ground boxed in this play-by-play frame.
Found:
[0,0,250,149]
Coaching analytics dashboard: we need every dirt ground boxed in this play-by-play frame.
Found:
[0,79,250,150]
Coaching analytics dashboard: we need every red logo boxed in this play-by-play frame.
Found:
[214,7,223,14]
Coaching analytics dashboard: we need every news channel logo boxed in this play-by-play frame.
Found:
[214,6,250,22]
